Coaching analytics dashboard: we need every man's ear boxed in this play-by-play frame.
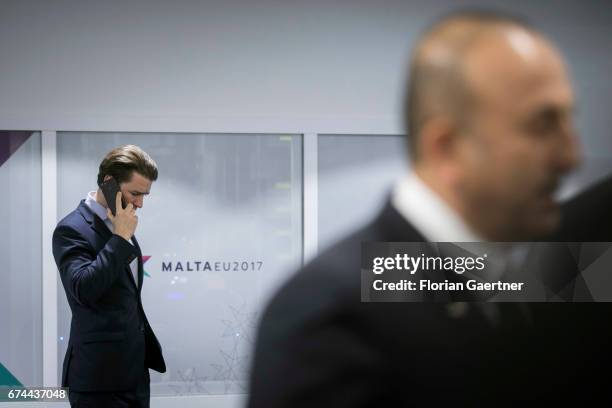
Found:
[103,175,112,183]
[417,116,461,163]
[417,116,464,186]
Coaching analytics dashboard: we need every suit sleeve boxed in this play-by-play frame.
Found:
[52,225,137,307]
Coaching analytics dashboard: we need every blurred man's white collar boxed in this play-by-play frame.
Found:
[392,172,483,242]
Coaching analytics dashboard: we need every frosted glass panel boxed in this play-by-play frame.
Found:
[0,132,42,387]
[56,132,302,396]
[318,134,408,251]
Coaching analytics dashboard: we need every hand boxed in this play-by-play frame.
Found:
[107,192,138,241]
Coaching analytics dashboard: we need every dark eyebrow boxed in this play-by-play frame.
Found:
[523,103,574,128]
[130,190,150,195]
[532,102,575,118]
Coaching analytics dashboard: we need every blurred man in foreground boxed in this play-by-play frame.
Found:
[248,11,612,406]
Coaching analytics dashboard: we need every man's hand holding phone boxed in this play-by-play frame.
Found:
[107,191,138,241]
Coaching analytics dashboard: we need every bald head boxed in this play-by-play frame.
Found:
[404,10,579,240]
[406,12,561,160]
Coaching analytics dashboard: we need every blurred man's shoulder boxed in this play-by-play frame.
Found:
[265,222,377,320]
[260,201,425,329]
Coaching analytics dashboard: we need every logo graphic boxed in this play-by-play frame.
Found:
[143,255,151,278]
[0,362,22,386]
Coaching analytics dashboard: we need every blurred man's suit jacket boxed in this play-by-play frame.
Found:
[53,200,166,392]
[249,177,612,407]
[556,175,612,241]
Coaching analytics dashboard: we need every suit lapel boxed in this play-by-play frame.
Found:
[374,198,502,324]
[375,197,427,242]
[132,235,144,294]
[77,200,113,242]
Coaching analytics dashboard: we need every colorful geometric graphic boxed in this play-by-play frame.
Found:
[143,255,151,277]
[0,362,21,386]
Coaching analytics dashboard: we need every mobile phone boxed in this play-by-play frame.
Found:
[101,178,125,216]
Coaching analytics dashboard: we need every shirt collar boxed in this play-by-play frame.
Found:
[391,172,484,242]
[85,191,109,222]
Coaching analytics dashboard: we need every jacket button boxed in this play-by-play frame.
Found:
[140,325,145,333]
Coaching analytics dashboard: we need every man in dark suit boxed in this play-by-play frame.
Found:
[53,145,166,408]
[248,11,611,406]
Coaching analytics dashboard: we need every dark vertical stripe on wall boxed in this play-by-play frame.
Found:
[0,131,32,167]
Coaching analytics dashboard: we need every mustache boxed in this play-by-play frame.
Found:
[540,178,561,196]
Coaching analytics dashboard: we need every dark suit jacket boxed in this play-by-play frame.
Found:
[556,175,612,242]
[249,199,612,407]
[53,200,166,392]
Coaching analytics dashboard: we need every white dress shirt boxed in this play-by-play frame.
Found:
[392,172,483,242]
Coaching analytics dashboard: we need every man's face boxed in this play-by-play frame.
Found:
[119,172,152,211]
[455,30,580,240]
